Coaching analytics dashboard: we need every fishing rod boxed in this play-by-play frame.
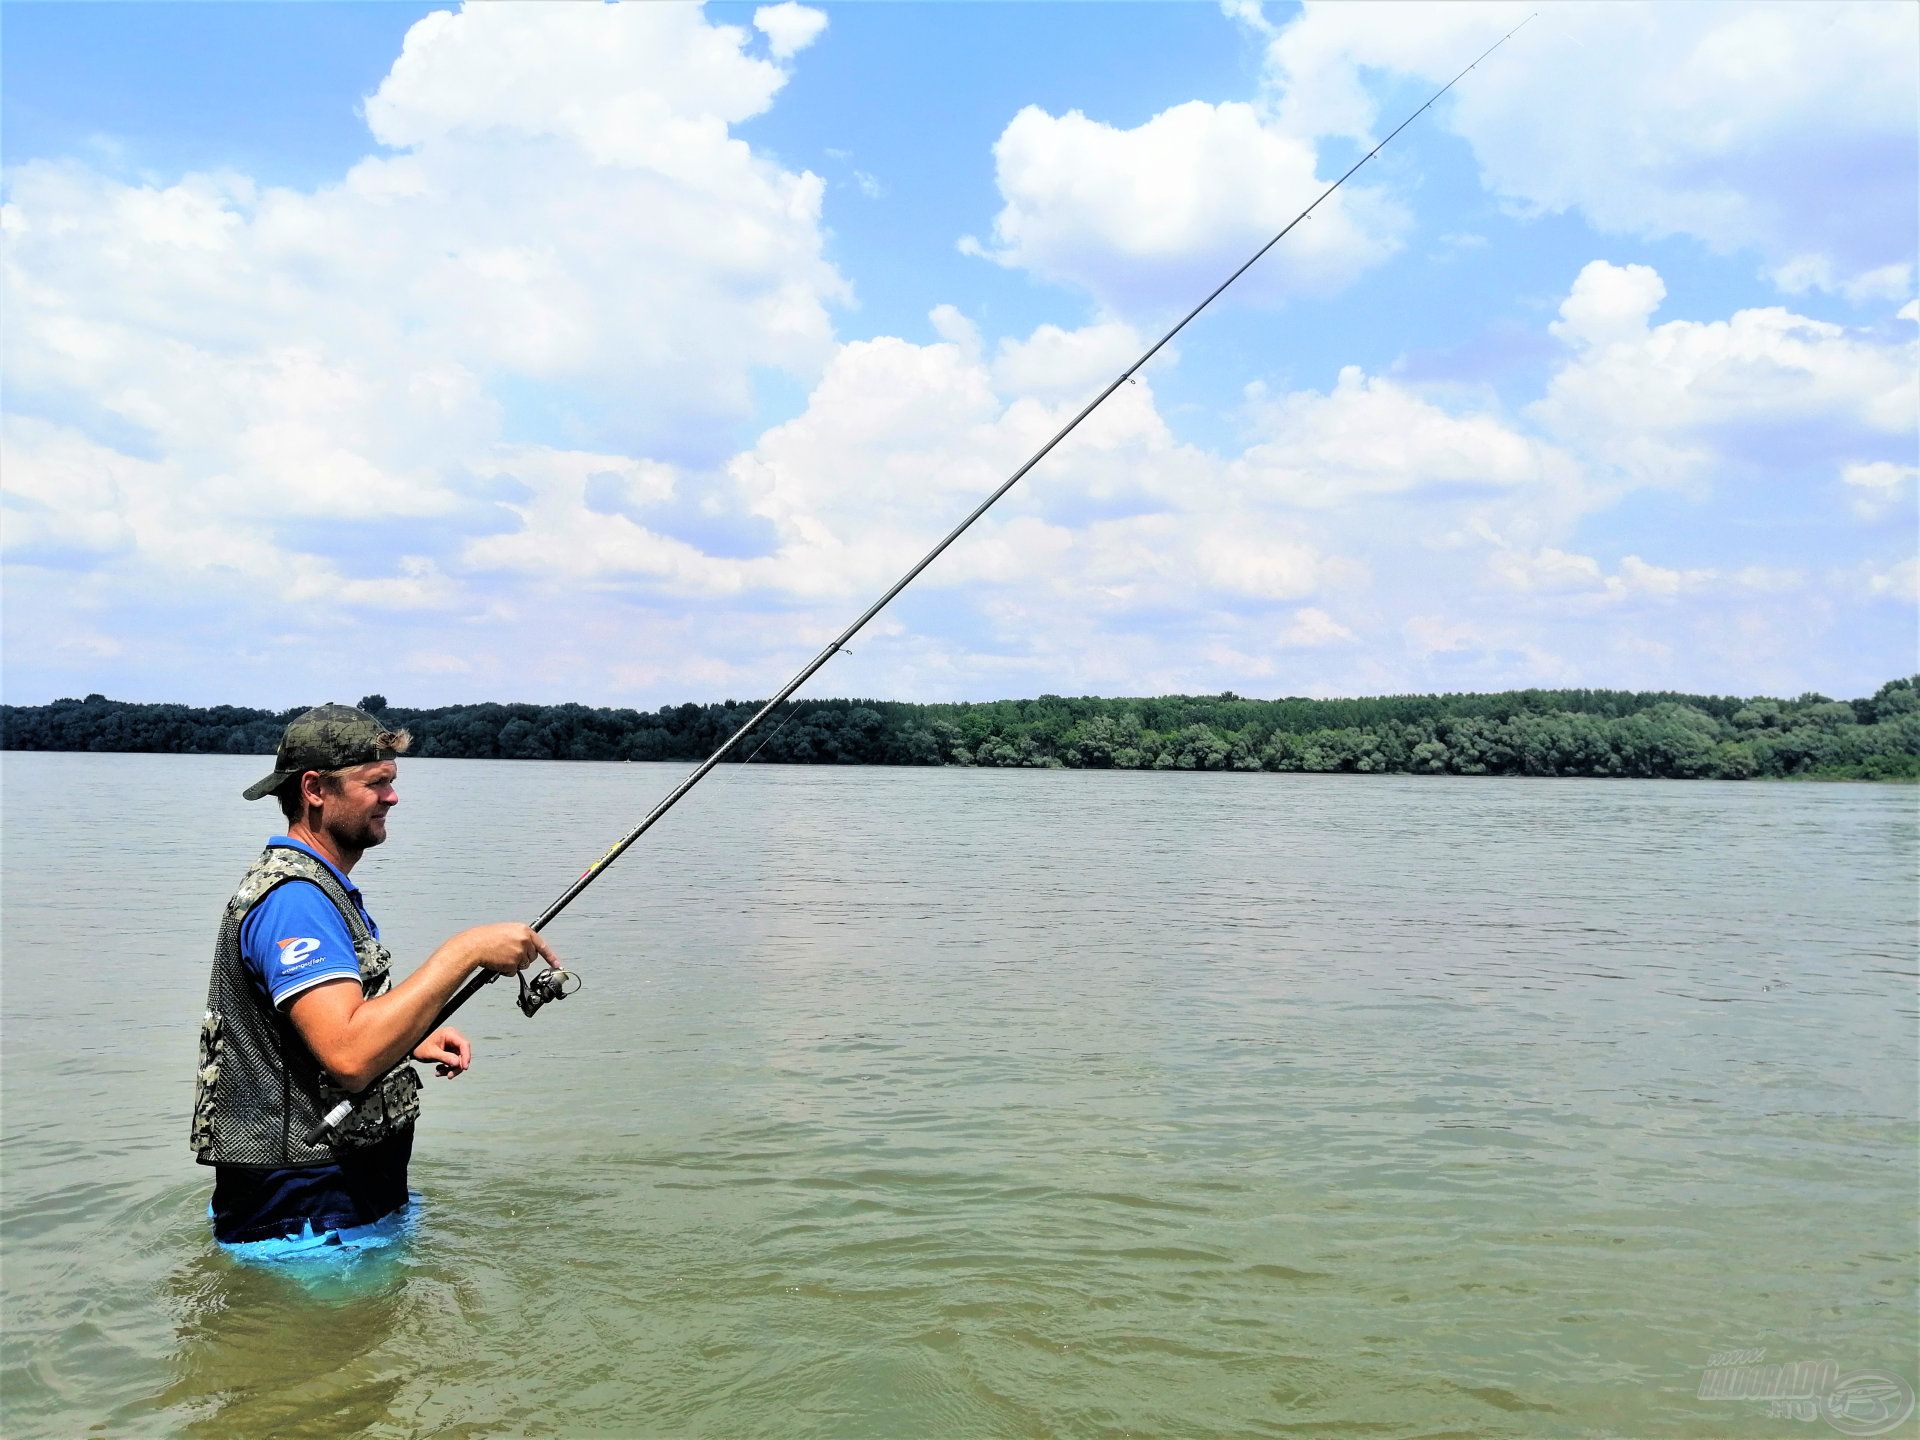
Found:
[305,14,1532,1145]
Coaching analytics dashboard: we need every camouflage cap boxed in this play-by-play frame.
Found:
[242,703,403,801]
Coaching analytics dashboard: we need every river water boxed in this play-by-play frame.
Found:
[1,752,1914,1438]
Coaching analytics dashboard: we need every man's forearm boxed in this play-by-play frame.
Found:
[337,950,478,1088]
[287,922,550,1093]
[291,947,476,1092]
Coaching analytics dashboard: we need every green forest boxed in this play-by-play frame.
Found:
[5,679,1917,781]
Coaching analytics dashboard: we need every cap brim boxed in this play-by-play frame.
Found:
[241,770,294,802]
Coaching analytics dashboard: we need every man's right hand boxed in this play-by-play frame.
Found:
[440,922,560,977]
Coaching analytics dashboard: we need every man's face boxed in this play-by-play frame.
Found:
[318,760,399,851]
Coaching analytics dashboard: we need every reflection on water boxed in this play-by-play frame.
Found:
[141,1241,416,1437]
[2,754,1914,1437]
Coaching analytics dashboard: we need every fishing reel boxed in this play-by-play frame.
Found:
[518,964,582,1017]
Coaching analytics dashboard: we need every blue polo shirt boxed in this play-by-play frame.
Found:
[211,836,412,1245]
[239,837,376,1008]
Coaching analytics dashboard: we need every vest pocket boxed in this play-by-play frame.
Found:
[190,1010,225,1158]
[320,1066,422,1149]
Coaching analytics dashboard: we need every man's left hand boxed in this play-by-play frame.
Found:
[412,1025,472,1078]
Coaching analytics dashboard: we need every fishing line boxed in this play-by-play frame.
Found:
[737,700,802,766]
[304,15,1534,1145]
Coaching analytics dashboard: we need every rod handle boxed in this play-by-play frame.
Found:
[302,1099,353,1147]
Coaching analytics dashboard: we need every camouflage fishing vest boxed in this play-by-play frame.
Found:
[191,846,421,1167]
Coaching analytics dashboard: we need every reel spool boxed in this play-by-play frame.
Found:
[518,965,582,1017]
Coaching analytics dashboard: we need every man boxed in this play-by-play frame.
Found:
[191,702,558,1245]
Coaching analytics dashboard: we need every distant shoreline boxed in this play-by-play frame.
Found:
[5,683,1916,783]
[8,751,1905,786]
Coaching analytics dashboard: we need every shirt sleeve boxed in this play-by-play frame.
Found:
[240,880,364,1008]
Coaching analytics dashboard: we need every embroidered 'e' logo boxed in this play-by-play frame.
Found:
[277,937,322,967]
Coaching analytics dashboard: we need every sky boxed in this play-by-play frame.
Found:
[2,0,1915,711]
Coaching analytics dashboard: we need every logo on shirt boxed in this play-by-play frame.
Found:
[276,936,323,969]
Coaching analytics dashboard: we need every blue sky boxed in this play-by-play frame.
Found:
[2,1,1914,709]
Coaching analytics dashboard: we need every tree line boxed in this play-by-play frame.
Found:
[5,679,1916,781]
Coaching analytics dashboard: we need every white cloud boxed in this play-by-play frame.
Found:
[1189,528,1354,602]
[1864,558,1919,603]
[1405,614,1485,657]
[1770,255,1915,306]
[2,4,852,655]
[925,303,983,361]
[1397,610,1582,683]
[1218,0,1276,39]
[367,4,792,150]
[753,3,829,60]
[1487,545,1605,594]
[5,4,848,463]
[1841,460,1919,520]
[1436,231,1488,257]
[1840,460,1918,490]
[463,308,1373,633]
[1232,365,1571,506]
[1534,262,1918,485]
[1277,606,1354,647]
[963,99,1406,311]
[1487,542,1803,604]
[1254,1,1919,304]
[990,320,1143,400]
[1,416,467,616]
[406,650,476,676]
[459,445,733,594]
[0,418,143,558]
[1549,261,1666,349]
[722,317,1357,610]
[728,329,1004,580]
[330,557,463,613]
[1607,555,1713,601]
[1604,556,1801,603]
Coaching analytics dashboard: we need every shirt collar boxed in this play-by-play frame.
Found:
[267,835,360,894]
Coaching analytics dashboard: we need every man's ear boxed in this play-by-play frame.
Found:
[297,769,328,814]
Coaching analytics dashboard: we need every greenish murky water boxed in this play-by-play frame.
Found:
[2,752,1915,1438]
